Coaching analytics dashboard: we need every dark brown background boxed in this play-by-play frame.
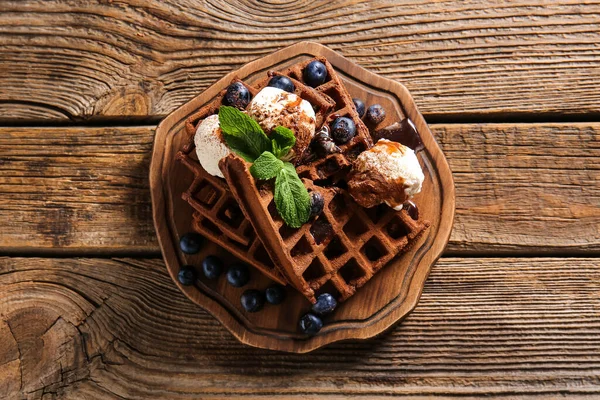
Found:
[0,1,599,398]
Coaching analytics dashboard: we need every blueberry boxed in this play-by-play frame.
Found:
[241,289,265,312]
[223,82,251,110]
[299,313,323,335]
[265,284,286,305]
[352,98,366,118]
[201,255,224,280]
[178,266,197,286]
[366,104,386,125]
[309,192,325,218]
[226,263,250,287]
[311,293,337,315]
[179,232,203,254]
[331,117,356,144]
[267,75,295,93]
[303,60,327,87]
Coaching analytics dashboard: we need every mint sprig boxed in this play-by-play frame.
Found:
[218,107,310,228]
[219,106,271,162]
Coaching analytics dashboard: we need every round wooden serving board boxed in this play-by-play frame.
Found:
[150,42,455,353]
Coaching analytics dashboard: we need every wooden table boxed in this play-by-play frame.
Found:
[1,1,599,398]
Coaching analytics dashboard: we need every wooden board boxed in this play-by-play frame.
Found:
[2,256,600,398]
[150,42,455,352]
[1,1,599,121]
[1,123,598,255]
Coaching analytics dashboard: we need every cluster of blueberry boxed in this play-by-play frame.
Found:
[353,99,386,126]
[298,293,338,335]
[178,231,337,335]
[222,60,328,111]
[177,232,286,313]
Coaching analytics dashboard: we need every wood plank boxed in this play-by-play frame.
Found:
[1,256,599,398]
[1,123,598,254]
[0,1,599,121]
[436,123,600,254]
[0,126,157,254]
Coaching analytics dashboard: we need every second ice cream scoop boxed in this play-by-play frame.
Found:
[247,86,316,159]
[347,139,424,210]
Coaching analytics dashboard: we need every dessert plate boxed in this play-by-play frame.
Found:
[150,42,455,353]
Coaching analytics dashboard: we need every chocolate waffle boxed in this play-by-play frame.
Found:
[221,154,430,303]
[218,58,429,303]
[178,152,285,284]
[190,211,285,285]
[177,74,335,284]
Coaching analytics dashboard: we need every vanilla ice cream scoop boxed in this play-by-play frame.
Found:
[347,139,424,210]
[247,86,316,158]
[194,114,232,178]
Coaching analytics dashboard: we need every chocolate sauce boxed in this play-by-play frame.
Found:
[372,118,424,151]
[304,125,340,164]
[310,218,334,245]
[313,133,341,157]
[403,200,419,220]
[386,219,408,239]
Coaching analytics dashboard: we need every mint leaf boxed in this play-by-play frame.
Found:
[272,140,283,158]
[219,106,271,162]
[272,126,295,148]
[250,151,284,180]
[271,126,296,159]
[224,136,262,162]
[274,162,310,228]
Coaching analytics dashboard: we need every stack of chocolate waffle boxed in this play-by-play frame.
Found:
[179,57,430,304]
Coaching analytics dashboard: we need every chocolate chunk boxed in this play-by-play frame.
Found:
[372,118,424,151]
[403,200,419,220]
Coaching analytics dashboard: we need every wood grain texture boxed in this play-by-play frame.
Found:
[0,126,157,254]
[1,0,599,121]
[1,256,599,398]
[1,123,598,254]
[437,122,600,254]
